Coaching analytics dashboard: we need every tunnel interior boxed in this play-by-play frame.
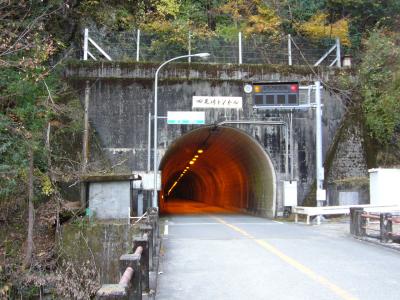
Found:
[159,126,276,217]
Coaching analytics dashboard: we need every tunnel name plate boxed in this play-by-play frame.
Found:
[167,111,205,125]
[192,96,242,109]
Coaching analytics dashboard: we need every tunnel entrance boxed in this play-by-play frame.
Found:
[159,126,276,217]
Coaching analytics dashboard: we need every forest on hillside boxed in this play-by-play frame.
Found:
[1,0,400,298]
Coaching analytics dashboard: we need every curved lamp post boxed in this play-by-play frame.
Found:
[153,53,210,208]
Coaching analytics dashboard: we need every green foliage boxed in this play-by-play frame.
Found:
[284,0,326,21]
[360,29,400,146]
[0,0,81,206]
[326,0,400,48]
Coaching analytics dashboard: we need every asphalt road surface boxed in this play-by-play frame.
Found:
[156,201,400,300]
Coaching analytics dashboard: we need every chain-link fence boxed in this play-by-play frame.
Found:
[80,27,341,67]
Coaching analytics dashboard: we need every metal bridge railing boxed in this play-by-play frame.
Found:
[350,207,400,243]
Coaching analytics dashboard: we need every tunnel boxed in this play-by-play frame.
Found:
[159,126,276,217]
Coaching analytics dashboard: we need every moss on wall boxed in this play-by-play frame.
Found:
[65,59,350,81]
[59,220,140,284]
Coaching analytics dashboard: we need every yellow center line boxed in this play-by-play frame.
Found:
[210,216,358,300]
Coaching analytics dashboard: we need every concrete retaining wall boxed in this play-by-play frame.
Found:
[66,61,364,212]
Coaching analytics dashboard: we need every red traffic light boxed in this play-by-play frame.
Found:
[290,84,298,92]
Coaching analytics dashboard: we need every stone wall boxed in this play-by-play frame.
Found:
[60,222,140,283]
[325,117,369,205]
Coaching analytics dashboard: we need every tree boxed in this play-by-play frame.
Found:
[326,0,400,47]
[359,29,400,149]
[296,12,350,46]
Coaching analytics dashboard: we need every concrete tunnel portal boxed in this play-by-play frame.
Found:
[159,126,276,217]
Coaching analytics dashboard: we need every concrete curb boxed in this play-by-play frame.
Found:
[144,235,162,300]
[353,236,400,252]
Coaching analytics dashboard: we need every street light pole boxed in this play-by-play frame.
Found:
[152,53,210,208]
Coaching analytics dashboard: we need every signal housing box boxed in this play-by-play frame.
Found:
[253,82,299,107]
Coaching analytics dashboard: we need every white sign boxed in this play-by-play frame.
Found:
[167,111,205,125]
[192,96,242,109]
[283,181,297,206]
[244,84,253,94]
[317,188,326,201]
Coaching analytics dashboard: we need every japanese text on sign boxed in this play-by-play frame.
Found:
[192,96,243,109]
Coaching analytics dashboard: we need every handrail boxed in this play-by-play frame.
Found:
[96,209,159,299]
[133,211,148,224]
[135,246,143,255]
[119,267,134,286]
[351,208,400,243]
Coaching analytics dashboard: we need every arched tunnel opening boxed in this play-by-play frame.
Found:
[159,126,276,217]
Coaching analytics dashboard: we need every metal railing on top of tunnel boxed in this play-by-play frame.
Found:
[81,27,344,67]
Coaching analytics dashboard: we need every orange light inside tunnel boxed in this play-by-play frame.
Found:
[167,181,178,196]
[160,126,275,216]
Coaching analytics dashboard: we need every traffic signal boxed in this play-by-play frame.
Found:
[253,82,299,107]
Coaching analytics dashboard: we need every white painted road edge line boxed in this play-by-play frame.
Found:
[164,225,169,235]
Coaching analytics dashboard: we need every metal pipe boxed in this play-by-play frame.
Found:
[288,34,292,66]
[88,37,112,61]
[136,29,141,62]
[83,28,88,60]
[188,31,191,63]
[285,120,289,179]
[314,44,336,66]
[336,37,341,68]
[153,53,210,208]
[315,81,325,208]
[217,120,286,126]
[135,246,143,255]
[238,32,242,64]
[290,111,294,181]
[119,267,134,286]
[147,112,151,172]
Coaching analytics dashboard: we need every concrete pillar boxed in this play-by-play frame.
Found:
[133,236,149,292]
[119,253,142,300]
[140,225,153,270]
[380,213,393,243]
[96,284,128,299]
[350,207,364,237]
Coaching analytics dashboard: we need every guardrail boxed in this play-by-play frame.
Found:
[294,205,400,225]
[350,207,400,243]
[96,207,160,300]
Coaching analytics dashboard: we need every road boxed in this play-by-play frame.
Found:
[156,201,400,300]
